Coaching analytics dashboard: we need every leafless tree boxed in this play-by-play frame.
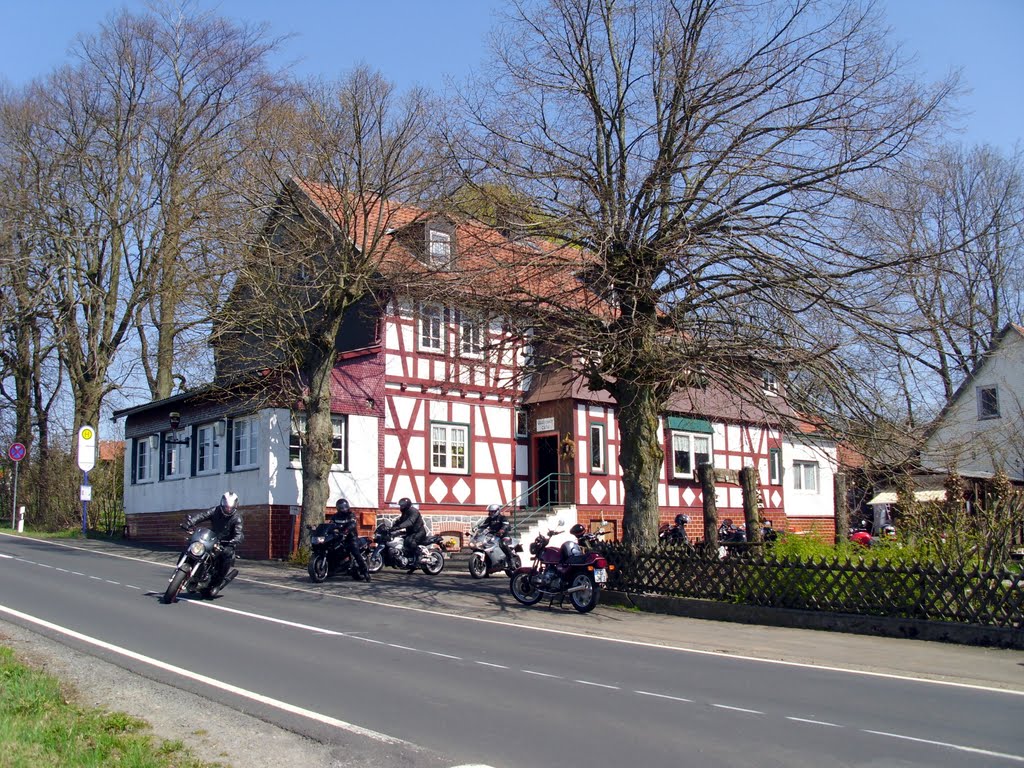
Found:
[857,144,1024,421]
[221,68,440,545]
[452,0,954,546]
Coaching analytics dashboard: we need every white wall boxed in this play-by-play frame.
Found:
[782,435,837,518]
[922,331,1024,481]
[124,407,380,515]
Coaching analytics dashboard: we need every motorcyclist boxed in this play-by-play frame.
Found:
[185,491,244,594]
[661,513,690,544]
[390,497,427,571]
[482,503,516,570]
[335,499,370,582]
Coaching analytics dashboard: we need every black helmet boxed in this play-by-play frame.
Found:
[674,513,690,527]
[569,523,586,537]
[398,497,412,513]
[220,491,239,516]
[335,499,352,519]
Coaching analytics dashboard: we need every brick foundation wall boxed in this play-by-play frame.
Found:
[126,505,294,561]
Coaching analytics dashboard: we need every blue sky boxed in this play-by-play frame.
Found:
[1,0,1020,152]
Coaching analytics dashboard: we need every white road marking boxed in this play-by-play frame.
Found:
[0,553,12,559]
[0,603,419,749]
[787,717,842,727]
[522,669,561,679]
[863,729,1024,763]
[427,651,462,660]
[475,661,509,669]
[635,690,693,703]
[5,532,1023,703]
[575,679,619,690]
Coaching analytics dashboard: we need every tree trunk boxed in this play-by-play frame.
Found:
[614,381,664,549]
[297,343,336,551]
[699,463,719,550]
[833,472,849,544]
[740,466,762,544]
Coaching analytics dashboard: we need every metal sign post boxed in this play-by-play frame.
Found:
[77,427,96,536]
[8,442,26,529]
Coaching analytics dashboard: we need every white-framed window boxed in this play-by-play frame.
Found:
[196,424,220,474]
[162,434,187,480]
[418,304,444,352]
[769,447,782,485]
[793,460,818,492]
[430,422,469,474]
[231,415,259,470]
[134,436,156,483]
[977,385,1000,419]
[459,313,483,357]
[331,415,348,468]
[428,229,451,266]
[589,423,606,473]
[515,408,528,438]
[289,413,348,469]
[762,371,779,394]
[670,431,712,479]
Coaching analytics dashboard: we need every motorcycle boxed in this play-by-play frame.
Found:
[509,525,613,613]
[366,521,447,575]
[467,524,522,578]
[163,524,237,603]
[307,520,371,583]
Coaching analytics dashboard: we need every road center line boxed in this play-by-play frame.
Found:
[786,716,842,727]
[712,704,763,715]
[575,679,619,689]
[635,690,693,703]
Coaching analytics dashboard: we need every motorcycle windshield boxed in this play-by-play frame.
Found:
[190,528,218,548]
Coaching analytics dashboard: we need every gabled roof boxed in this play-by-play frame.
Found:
[291,178,599,310]
[923,322,1024,441]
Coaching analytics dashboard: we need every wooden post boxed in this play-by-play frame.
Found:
[740,466,762,544]
[698,462,719,551]
[833,471,849,545]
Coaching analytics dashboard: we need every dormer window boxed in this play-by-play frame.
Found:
[428,229,451,266]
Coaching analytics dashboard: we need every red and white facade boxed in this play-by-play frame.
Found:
[114,187,838,557]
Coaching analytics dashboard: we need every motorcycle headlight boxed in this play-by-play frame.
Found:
[188,541,206,557]
[311,535,325,545]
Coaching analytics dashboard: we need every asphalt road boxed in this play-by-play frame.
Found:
[1,532,1022,768]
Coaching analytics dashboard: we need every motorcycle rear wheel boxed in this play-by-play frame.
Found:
[510,571,543,606]
[366,549,384,573]
[468,552,488,579]
[163,567,188,604]
[308,554,330,583]
[421,551,445,575]
[569,573,599,613]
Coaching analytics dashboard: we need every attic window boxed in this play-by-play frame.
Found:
[762,371,779,394]
[977,385,1000,419]
[428,229,451,266]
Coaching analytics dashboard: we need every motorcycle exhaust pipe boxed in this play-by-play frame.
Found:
[565,584,591,594]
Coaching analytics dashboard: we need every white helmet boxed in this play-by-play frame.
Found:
[486,504,501,516]
[220,491,239,516]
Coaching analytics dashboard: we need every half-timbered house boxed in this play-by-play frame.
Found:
[113,180,837,558]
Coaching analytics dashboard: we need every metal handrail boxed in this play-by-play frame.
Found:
[503,473,572,536]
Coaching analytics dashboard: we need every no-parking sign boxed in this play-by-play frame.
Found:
[8,443,26,462]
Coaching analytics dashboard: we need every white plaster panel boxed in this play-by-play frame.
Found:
[450,402,471,423]
[515,444,529,474]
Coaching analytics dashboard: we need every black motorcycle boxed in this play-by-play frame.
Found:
[307,520,371,583]
[366,521,447,575]
[163,524,237,603]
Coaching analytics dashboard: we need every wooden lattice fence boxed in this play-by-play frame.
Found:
[597,543,1024,629]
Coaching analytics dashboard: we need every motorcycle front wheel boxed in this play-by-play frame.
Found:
[308,554,329,583]
[510,571,543,605]
[163,566,188,604]
[366,549,384,573]
[569,573,599,613]
[468,552,488,579]
[421,551,445,575]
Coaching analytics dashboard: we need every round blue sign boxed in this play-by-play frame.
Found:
[8,443,26,462]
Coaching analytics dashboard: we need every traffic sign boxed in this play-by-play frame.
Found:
[77,426,97,472]
[8,443,26,462]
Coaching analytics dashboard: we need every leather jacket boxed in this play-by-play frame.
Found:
[391,505,425,538]
[187,506,244,548]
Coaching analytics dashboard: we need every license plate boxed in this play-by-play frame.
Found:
[594,568,608,584]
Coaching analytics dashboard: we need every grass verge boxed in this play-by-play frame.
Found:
[0,644,224,767]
